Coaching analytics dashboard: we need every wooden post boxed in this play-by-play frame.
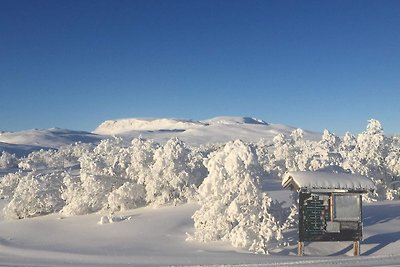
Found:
[330,193,334,221]
[353,241,360,256]
[298,241,304,256]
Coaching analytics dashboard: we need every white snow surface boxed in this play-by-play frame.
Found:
[0,197,399,266]
[0,128,102,149]
[283,171,376,192]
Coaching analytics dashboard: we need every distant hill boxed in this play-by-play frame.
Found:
[0,128,103,156]
[94,116,321,146]
[0,117,321,156]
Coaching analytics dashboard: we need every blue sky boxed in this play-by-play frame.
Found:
[1,0,399,134]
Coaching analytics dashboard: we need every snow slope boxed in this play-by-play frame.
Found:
[0,192,399,266]
[0,128,103,148]
[94,116,320,145]
[0,128,104,156]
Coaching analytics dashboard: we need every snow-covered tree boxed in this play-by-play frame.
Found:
[268,134,292,178]
[0,152,19,169]
[126,138,159,185]
[18,143,90,171]
[192,140,282,253]
[306,130,342,171]
[61,138,131,215]
[146,137,195,206]
[0,171,25,199]
[255,138,273,177]
[344,119,386,178]
[4,170,66,219]
[107,182,146,212]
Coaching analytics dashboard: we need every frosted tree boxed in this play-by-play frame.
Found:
[0,152,19,169]
[269,134,291,178]
[269,129,307,175]
[18,149,59,170]
[126,138,159,185]
[307,130,342,171]
[187,145,210,187]
[339,132,357,162]
[255,138,273,177]
[146,137,195,206]
[340,119,391,200]
[192,140,282,254]
[62,138,131,215]
[344,119,386,178]
[0,171,25,199]
[107,182,146,211]
[18,143,90,171]
[384,138,400,200]
[4,171,66,219]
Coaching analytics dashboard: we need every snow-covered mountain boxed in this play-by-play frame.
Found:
[0,116,321,155]
[94,116,321,146]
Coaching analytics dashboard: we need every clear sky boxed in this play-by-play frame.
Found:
[1,0,399,135]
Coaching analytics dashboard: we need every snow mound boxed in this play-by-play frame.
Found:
[94,118,206,135]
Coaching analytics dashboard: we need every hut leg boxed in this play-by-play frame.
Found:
[353,241,360,256]
[298,241,304,256]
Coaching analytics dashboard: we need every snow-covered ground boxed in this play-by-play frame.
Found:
[0,116,399,266]
[0,190,399,266]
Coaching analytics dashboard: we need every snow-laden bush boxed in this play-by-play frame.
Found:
[0,152,19,169]
[192,140,282,254]
[107,182,146,212]
[146,137,196,206]
[62,137,204,214]
[294,130,342,172]
[0,171,25,199]
[4,170,66,219]
[61,138,131,215]
[343,119,386,178]
[126,138,159,184]
[18,143,91,171]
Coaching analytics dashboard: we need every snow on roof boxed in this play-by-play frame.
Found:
[282,171,375,192]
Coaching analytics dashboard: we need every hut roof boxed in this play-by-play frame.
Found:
[282,171,375,192]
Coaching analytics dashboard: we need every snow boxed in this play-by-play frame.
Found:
[202,116,269,125]
[94,117,206,134]
[282,171,376,192]
[0,198,399,266]
[0,128,103,151]
[94,116,320,146]
[0,117,321,154]
[0,116,399,266]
